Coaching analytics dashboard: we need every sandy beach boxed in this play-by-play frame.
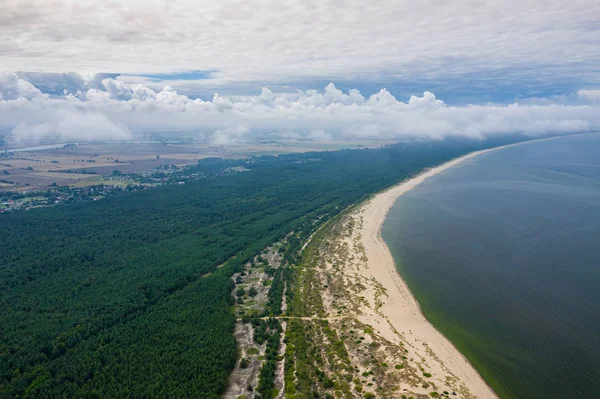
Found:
[354,146,513,398]
[226,138,578,398]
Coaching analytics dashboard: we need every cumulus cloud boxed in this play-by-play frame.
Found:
[0,73,44,100]
[8,109,130,145]
[1,73,599,145]
[13,72,115,95]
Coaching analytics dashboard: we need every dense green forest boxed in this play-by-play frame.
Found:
[0,136,524,398]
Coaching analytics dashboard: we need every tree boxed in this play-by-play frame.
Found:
[248,287,258,297]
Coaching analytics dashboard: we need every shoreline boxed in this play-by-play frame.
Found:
[355,143,528,398]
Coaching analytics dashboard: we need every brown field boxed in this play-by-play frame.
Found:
[31,172,96,179]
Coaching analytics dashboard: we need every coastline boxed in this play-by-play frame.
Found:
[354,145,522,399]
[299,136,586,397]
[223,134,597,398]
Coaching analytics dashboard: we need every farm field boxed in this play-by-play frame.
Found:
[0,140,393,191]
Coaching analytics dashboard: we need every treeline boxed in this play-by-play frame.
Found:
[0,136,521,397]
[265,268,287,316]
[253,318,282,399]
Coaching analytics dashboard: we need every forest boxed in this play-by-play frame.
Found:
[0,136,523,398]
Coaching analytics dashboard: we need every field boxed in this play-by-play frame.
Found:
[69,177,134,188]
[0,140,395,191]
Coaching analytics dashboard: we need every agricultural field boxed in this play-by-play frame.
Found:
[0,140,392,191]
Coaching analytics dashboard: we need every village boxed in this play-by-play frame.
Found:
[0,184,145,214]
[0,160,251,214]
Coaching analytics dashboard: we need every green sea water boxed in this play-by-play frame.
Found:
[381,133,600,399]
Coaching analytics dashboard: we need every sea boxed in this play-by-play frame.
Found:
[381,133,600,399]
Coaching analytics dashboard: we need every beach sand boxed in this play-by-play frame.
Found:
[227,137,578,397]
[353,147,514,398]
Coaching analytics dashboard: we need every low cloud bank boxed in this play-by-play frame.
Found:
[1,73,599,146]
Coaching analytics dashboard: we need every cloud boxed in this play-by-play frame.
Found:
[9,109,131,145]
[0,74,131,145]
[0,73,44,100]
[210,125,250,146]
[1,73,599,145]
[578,89,600,101]
[13,72,116,95]
[1,0,599,94]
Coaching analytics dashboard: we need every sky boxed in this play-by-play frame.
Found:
[1,0,599,145]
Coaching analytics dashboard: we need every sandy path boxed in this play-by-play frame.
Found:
[356,145,525,399]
